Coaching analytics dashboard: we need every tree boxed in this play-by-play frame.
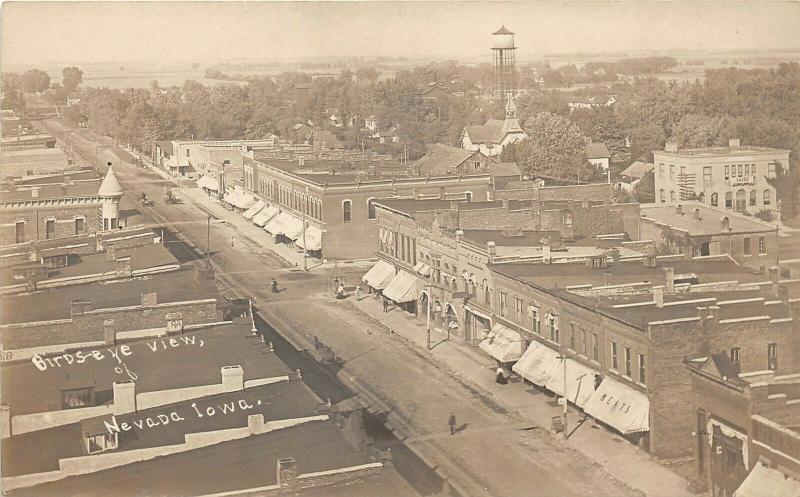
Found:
[355,67,379,84]
[20,69,51,93]
[509,112,591,182]
[62,66,84,93]
[670,114,734,148]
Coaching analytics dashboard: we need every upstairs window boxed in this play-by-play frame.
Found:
[62,387,94,409]
[768,343,778,371]
[342,200,352,223]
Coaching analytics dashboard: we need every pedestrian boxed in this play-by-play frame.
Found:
[448,412,457,435]
[336,283,345,299]
[355,285,360,301]
[382,298,389,313]
[271,277,279,294]
[496,366,508,385]
[230,236,235,248]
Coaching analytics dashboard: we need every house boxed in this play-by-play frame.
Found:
[413,144,520,179]
[365,116,378,132]
[587,142,611,171]
[653,139,788,213]
[566,94,617,111]
[293,123,313,144]
[373,127,400,144]
[616,161,654,193]
[461,95,528,157]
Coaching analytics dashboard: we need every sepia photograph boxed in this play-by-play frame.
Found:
[1,1,799,496]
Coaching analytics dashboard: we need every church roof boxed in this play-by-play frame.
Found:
[465,120,504,144]
[97,166,123,197]
[493,26,514,35]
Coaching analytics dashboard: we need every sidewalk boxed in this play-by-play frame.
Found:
[350,294,696,497]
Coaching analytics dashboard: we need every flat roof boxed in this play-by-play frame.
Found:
[1,321,290,417]
[0,180,102,202]
[375,198,503,216]
[0,265,217,325]
[461,229,561,247]
[641,203,775,235]
[654,145,789,158]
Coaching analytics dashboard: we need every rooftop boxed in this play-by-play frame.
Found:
[0,180,102,202]
[413,144,477,175]
[654,145,789,158]
[374,198,503,216]
[460,229,561,247]
[587,142,611,159]
[641,202,775,236]
[465,119,504,145]
[620,161,654,179]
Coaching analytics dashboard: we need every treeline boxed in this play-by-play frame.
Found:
[541,56,678,87]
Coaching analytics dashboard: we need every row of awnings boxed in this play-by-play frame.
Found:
[242,200,266,220]
[361,261,422,304]
[476,327,650,435]
[197,175,219,191]
[733,462,800,497]
[228,193,323,251]
[362,260,395,289]
[253,205,279,227]
[224,188,255,210]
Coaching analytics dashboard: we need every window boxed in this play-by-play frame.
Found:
[768,343,778,370]
[611,341,618,370]
[710,193,718,207]
[569,324,576,350]
[638,353,646,384]
[592,333,599,361]
[548,313,559,343]
[768,162,776,177]
[703,167,712,184]
[473,161,481,171]
[62,387,94,409]
[659,189,665,203]
[87,432,117,454]
[342,200,352,223]
[670,191,675,202]
[483,280,490,305]
[15,221,25,244]
[725,165,730,180]
[581,329,587,356]
[669,165,675,179]
[464,192,472,202]
[186,148,190,157]
[738,164,743,177]
[749,190,757,206]
[763,190,771,206]
[743,237,751,255]
[745,164,750,176]
[531,305,540,334]
[74,218,84,235]
[730,347,740,371]
[624,347,632,377]
[759,236,766,255]
[367,199,376,220]
[498,291,507,317]
[725,192,733,209]
[514,297,524,321]
[45,219,56,239]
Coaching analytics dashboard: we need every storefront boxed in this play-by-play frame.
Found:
[253,205,279,227]
[479,324,526,365]
[362,260,396,293]
[295,224,323,256]
[544,358,599,408]
[382,270,421,313]
[513,340,562,387]
[242,200,265,220]
[464,304,492,344]
[223,187,255,211]
[197,175,219,195]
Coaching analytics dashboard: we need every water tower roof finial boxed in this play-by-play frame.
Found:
[493,25,514,35]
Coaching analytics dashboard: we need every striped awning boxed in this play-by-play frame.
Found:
[295,225,323,251]
[513,340,562,386]
[253,205,279,227]
[382,270,420,303]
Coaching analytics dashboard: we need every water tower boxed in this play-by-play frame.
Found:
[491,25,517,101]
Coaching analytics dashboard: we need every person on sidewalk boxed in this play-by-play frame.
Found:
[496,366,509,385]
[382,298,389,313]
[230,236,235,248]
[448,412,457,435]
[355,285,360,301]
[335,283,346,299]
[271,277,279,293]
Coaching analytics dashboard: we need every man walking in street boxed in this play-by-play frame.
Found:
[448,412,457,435]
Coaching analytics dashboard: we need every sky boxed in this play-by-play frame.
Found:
[2,1,800,68]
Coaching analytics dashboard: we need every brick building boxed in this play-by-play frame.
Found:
[0,167,123,247]
[639,202,780,269]
[685,356,800,496]
[653,139,788,214]
[240,153,494,260]
[486,257,799,458]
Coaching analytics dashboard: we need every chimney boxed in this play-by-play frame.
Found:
[721,216,730,232]
[277,458,299,490]
[769,265,780,295]
[141,292,158,307]
[165,312,184,334]
[502,199,509,210]
[664,267,675,294]
[455,229,463,243]
[247,414,266,435]
[729,138,741,149]
[70,299,91,316]
[675,204,683,215]
[103,319,116,345]
[665,141,678,153]
[609,247,621,264]
[542,245,552,264]
[114,256,132,278]
[112,381,136,414]
[221,365,244,392]
[439,187,446,200]
[653,287,665,308]
[487,241,496,262]
[693,208,701,221]
[0,405,10,438]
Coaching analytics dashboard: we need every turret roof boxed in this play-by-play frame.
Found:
[493,26,514,35]
[97,166,123,197]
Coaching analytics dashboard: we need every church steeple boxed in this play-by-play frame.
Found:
[505,94,518,120]
[501,94,523,135]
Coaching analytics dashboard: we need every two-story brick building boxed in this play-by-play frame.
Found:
[653,139,789,214]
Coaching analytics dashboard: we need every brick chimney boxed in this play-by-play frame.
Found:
[112,381,136,414]
[455,229,463,243]
[165,312,184,334]
[487,241,496,263]
[277,458,299,490]
[221,365,244,392]
[729,138,741,149]
[141,292,158,307]
[693,208,701,221]
[104,319,116,345]
[664,267,675,294]
[653,287,665,308]
[247,414,266,435]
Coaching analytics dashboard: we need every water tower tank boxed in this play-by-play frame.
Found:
[491,25,515,50]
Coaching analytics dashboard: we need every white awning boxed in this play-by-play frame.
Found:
[382,270,420,303]
[238,191,255,210]
[264,212,295,236]
[253,205,279,227]
[734,462,800,497]
[583,376,650,434]
[479,324,525,363]
[513,340,562,386]
[282,215,306,240]
[197,175,219,191]
[362,260,395,289]
[295,225,323,251]
[544,359,599,408]
[243,200,265,220]
[224,188,255,209]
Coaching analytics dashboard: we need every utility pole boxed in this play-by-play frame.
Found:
[426,286,432,351]
[302,209,308,271]
[206,216,211,266]
[558,332,568,439]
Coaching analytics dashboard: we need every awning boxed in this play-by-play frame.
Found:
[544,359,599,408]
[583,376,650,434]
[414,261,431,276]
[197,175,219,191]
[479,324,525,363]
[295,225,323,251]
[253,205,279,227]
[734,462,800,497]
[242,200,265,220]
[238,191,255,210]
[282,215,306,241]
[382,270,421,303]
[362,260,395,289]
[264,212,296,236]
[513,340,562,386]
